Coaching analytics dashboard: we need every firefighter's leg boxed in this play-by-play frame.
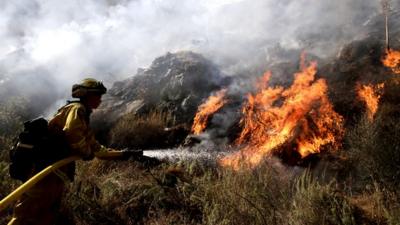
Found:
[9,173,65,225]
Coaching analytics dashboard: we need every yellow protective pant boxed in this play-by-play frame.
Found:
[8,173,65,225]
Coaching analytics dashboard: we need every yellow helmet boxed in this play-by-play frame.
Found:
[72,78,107,98]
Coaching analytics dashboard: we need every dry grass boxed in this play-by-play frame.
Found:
[0,161,20,225]
[62,100,400,224]
[345,103,400,188]
[350,182,400,225]
[109,111,175,150]
[1,145,400,225]
[288,173,355,225]
[61,159,383,225]
[2,91,400,225]
[197,163,291,225]
[0,98,27,224]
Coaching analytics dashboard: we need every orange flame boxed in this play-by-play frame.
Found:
[382,49,400,74]
[191,89,227,135]
[220,59,344,170]
[357,83,384,121]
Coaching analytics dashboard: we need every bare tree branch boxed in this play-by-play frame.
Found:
[381,0,392,50]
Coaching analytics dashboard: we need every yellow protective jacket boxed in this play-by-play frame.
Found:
[49,101,107,157]
[48,101,107,180]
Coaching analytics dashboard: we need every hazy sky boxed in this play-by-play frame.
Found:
[0,0,382,104]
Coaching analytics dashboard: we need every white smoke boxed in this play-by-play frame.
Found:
[0,0,385,111]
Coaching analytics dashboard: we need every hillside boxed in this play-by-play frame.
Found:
[2,10,400,225]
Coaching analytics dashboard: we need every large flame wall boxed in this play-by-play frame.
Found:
[220,60,344,170]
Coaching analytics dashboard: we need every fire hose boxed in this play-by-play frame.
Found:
[0,148,191,212]
[0,150,135,212]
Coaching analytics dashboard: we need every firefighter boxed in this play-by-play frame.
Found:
[8,78,116,225]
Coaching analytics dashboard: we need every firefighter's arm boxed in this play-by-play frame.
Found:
[89,135,157,164]
[82,131,118,159]
[87,129,144,160]
[63,105,141,161]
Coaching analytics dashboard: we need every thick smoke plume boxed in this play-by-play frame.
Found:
[0,0,387,114]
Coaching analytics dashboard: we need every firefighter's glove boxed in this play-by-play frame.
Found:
[121,149,144,160]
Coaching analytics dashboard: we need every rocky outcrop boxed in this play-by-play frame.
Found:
[92,51,229,144]
[101,51,228,121]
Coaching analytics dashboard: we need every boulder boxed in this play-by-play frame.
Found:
[92,51,229,145]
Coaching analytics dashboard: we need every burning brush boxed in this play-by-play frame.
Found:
[382,49,400,74]
[191,89,228,135]
[356,83,384,121]
[220,56,344,170]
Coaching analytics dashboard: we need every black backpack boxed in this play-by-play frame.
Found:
[9,117,69,181]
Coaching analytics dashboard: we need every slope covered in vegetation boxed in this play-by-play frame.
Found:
[2,27,400,225]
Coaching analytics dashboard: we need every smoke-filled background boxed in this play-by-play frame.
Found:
[0,0,392,114]
[5,2,400,224]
